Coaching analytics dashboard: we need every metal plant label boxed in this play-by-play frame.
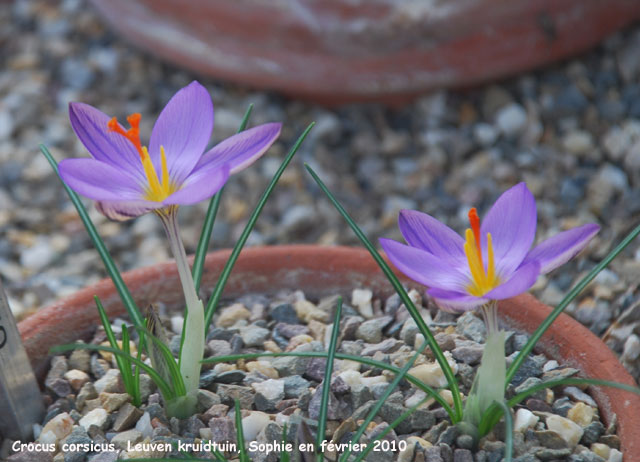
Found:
[0,279,44,441]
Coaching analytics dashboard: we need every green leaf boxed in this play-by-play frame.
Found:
[139,325,186,397]
[203,123,315,331]
[281,424,290,462]
[202,351,453,417]
[50,342,174,399]
[192,104,254,292]
[235,400,249,462]
[304,163,463,421]
[94,296,132,393]
[40,145,145,329]
[340,341,427,462]
[506,222,640,386]
[495,400,513,462]
[316,297,342,462]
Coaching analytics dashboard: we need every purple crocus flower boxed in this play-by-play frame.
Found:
[59,81,281,221]
[380,183,599,312]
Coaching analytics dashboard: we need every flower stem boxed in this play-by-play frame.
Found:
[158,207,204,394]
[481,300,499,335]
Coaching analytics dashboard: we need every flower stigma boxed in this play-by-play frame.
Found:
[108,114,176,202]
[463,208,499,296]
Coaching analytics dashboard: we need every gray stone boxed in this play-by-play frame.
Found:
[451,343,484,365]
[409,408,436,431]
[269,304,300,324]
[533,430,568,449]
[283,375,310,398]
[304,357,327,381]
[455,312,486,343]
[514,377,545,400]
[253,379,285,411]
[534,447,572,460]
[215,370,247,384]
[112,403,142,432]
[455,435,474,450]
[581,421,605,445]
[110,429,143,450]
[208,417,237,444]
[68,350,91,373]
[197,389,221,412]
[207,339,232,357]
[361,338,400,356]
[453,448,473,462]
[424,446,444,462]
[273,355,309,376]
[437,425,459,446]
[355,316,393,343]
[216,384,254,408]
[8,452,54,462]
[274,323,308,339]
[240,325,271,347]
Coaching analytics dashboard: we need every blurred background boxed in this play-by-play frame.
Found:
[1,0,640,379]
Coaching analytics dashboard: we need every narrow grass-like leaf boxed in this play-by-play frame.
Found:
[192,104,254,292]
[281,424,290,462]
[305,164,463,421]
[203,123,315,331]
[235,400,249,462]
[121,325,141,406]
[139,327,186,396]
[352,397,429,462]
[133,326,143,407]
[316,297,342,462]
[340,341,427,462]
[40,145,145,329]
[202,351,453,416]
[50,342,174,398]
[495,401,513,462]
[94,296,135,400]
[506,222,640,386]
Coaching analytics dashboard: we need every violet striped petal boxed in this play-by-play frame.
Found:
[484,261,540,300]
[380,238,469,292]
[398,209,466,263]
[58,158,146,202]
[522,223,600,274]
[427,287,488,313]
[481,182,537,277]
[69,103,144,180]
[95,201,162,221]
[196,123,282,174]
[149,81,214,185]
[162,164,230,206]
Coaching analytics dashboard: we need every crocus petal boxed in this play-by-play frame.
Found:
[521,223,600,274]
[95,200,163,221]
[162,164,230,206]
[398,209,466,263]
[59,158,146,202]
[484,261,541,300]
[149,81,214,185]
[69,103,144,180]
[196,123,281,174]
[481,182,537,277]
[427,287,488,313]
[380,238,469,291]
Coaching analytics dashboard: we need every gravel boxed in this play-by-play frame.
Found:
[1,0,640,459]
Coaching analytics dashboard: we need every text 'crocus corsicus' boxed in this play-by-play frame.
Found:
[59,81,281,221]
[380,183,600,313]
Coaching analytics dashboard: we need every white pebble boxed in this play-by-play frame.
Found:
[242,411,270,441]
[514,409,539,432]
[351,288,374,318]
[135,412,153,438]
[495,103,527,137]
[79,408,108,430]
[251,379,285,400]
[546,414,584,447]
[408,352,458,388]
[542,360,559,372]
[171,316,184,335]
[608,448,623,462]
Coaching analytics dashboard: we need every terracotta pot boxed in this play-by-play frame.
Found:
[88,0,640,105]
[20,245,640,457]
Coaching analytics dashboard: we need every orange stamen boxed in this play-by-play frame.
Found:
[468,207,483,267]
[108,113,144,159]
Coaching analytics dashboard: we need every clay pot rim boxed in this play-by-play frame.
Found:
[19,244,640,456]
